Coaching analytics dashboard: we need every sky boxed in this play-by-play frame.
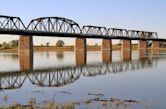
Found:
[0,0,166,45]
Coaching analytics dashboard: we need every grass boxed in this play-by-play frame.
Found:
[0,96,140,109]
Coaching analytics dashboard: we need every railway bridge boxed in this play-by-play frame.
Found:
[0,15,165,70]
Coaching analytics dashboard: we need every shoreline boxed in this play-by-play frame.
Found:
[0,45,166,53]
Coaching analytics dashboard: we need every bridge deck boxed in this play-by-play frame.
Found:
[0,29,166,41]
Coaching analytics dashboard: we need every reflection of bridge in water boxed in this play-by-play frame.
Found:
[0,58,157,90]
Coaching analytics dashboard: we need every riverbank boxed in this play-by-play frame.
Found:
[0,45,100,53]
[0,45,166,53]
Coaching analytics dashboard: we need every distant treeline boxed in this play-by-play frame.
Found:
[0,40,66,49]
[5,39,166,51]
[0,40,18,49]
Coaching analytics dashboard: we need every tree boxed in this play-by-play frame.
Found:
[2,42,9,49]
[55,40,65,47]
[2,42,6,46]
[95,43,98,46]
[46,42,50,47]
[8,40,19,48]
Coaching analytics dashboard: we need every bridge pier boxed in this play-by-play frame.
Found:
[19,52,33,71]
[75,51,86,66]
[138,40,147,59]
[102,39,112,51]
[121,39,131,61]
[75,38,86,66]
[18,35,33,71]
[75,38,86,51]
[102,39,112,63]
[151,41,159,50]
[151,41,159,57]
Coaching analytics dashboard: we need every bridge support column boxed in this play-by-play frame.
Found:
[102,39,112,63]
[121,39,131,61]
[138,40,147,59]
[75,38,86,66]
[18,35,33,71]
[75,38,86,50]
[151,41,159,57]
[151,41,159,50]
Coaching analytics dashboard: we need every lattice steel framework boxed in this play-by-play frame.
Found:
[128,30,158,39]
[107,28,128,37]
[83,59,155,76]
[83,65,107,77]
[28,67,82,87]
[0,15,26,30]
[82,25,108,35]
[0,15,159,40]
[0,75,26,90]
[26,17,81,34]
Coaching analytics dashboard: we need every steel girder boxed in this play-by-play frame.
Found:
[82,25,108,36]
[0,15,158,39]
[0,15,26,30]
[26,17,81,34]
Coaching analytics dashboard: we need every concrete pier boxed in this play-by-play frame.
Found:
[18,35,33,54]
[75,51,86,66]
[151,41,160,57]
[102,39,112,51]
[151,41,159,50]
[75,38,86,51]
[102,50,112,63]
[18,35,33,71]
[121,40,131,61]
[75,38,86,66]
[19,52,33,71]
[138,40,147,59]
[102,39,112,63]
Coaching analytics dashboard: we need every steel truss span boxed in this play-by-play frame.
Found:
[28,67,82,87]
[0,75,26,90]
[0,15,26,30]
[27,17,81,34]
[0,15,163,40]
[82,25,107,36]
[128,30,158,38]
[108,28,128,37]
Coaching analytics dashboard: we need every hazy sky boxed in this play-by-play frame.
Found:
[0,0,166,45]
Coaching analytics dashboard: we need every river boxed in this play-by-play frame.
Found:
[0,50,166,109]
